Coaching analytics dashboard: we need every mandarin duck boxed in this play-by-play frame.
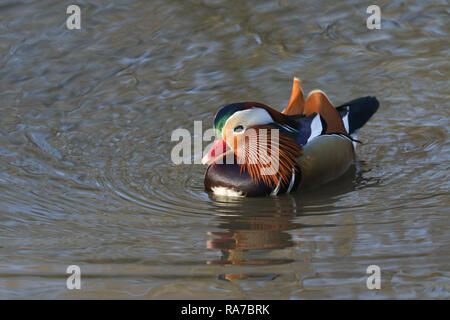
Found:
[202,78,379,197]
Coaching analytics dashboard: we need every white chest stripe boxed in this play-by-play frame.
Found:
[287,168,296,193]
[307,114,322,144]
[270,179,282,196]
[271,168,296,196]
[342,112,350,134]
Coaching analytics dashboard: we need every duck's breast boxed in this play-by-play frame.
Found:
[204,162,273,197]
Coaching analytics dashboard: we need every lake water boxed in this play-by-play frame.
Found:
[0,0,448,299]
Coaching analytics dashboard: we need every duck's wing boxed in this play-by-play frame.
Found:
[279,87,379,148]
[280,90,350,146]
[296,93,379,188]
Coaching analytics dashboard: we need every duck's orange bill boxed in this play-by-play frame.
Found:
[201,138,232,165]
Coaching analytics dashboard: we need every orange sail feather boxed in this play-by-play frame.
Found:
[283,77,305,115]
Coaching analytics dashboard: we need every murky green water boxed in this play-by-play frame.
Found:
[0,0,449,299]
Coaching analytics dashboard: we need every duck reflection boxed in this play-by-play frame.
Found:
[205,164,363,281]
[206,196,301,280]
[206,211,299,264]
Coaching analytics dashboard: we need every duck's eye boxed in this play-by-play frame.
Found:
[234,125,245,133]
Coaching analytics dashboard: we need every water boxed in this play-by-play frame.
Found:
[0,0,449,299]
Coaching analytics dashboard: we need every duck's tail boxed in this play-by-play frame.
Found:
[336,96,379,135]
[282,77,379,138]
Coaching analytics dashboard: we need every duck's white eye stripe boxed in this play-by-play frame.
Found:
[234,125,245,133]
[224,107,274,131]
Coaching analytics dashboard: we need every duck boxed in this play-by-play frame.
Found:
[202,77,379,197]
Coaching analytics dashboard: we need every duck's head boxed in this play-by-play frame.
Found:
[202,102,302,188]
